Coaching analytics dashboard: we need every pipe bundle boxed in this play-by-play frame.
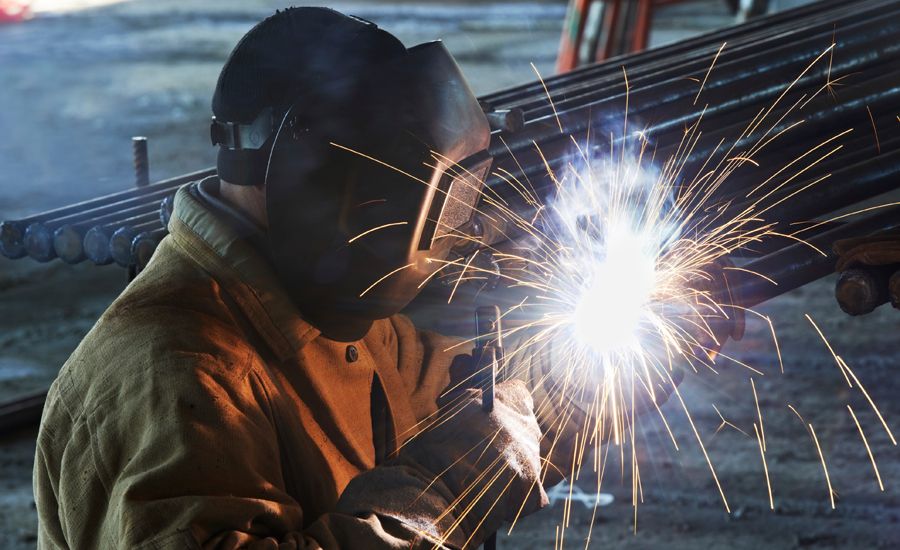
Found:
[1,0,897,303]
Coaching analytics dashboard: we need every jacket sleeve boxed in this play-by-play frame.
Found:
[36,351,458,550]
[390,315,583,486]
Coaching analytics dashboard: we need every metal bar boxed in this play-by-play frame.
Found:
[84,212,161,266]
[133,136,150,188]
[484,67,900,209]
[110,219,163,267]
[0,390,47,436]
[632,0,653,53]
[51,202,162,264]
[132,228,167,271]
[735,206,900,308]
[0,167,213,260]
[483,0,879,107]
[835,266,893,316]
[517,0,894,112]
[23,183,189,262]
[506,12,900,143]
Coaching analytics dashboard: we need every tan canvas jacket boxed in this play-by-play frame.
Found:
[33,181,572,549]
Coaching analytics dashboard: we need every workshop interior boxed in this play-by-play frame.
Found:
[0,0,898,548]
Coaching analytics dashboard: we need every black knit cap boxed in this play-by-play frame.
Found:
[212,7,406,186]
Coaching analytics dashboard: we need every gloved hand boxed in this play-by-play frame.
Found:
[338,380,547,548]
[682,258,746,362]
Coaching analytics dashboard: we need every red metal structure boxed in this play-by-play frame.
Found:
[556,0,770,72]
[0,0,30,23]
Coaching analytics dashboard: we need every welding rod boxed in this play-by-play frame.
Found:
[474,305,503,412]
[473,305,502,550]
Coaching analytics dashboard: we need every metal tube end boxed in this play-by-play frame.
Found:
[52,225,87,264]
[83,226,114,265]
[23,223,56,262]
[0,221,26,259]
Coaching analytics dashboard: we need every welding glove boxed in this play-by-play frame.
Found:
[683,258,746,362]
[443,348,685,493]
[337,380,547,548]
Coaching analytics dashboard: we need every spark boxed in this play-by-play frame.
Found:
[751,378,766,452]
[448,250,480,304]
[532,63,564,134]
[807,316,897,445]
[847,405,884,491]
[347,221,408,243]
[809,423,836,509]
[343,41,897,545]
[805,314,854,387]
[866,105,881,154]
[673,377,731,513]
[843,363,897,446]
[695,42,727,105]
[358,262,416,297]
[712,403,749,438]
[754,423,774,510]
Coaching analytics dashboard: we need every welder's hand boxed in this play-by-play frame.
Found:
[406,379,547,546]
[685,258,745,362]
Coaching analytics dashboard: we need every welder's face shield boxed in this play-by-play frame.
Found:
[266,42,492,319]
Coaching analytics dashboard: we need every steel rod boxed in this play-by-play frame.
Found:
[111,219,163,267]
[735,206,900,308]
[0,167,213,260]
[482,0,867,106]
[84,212,161,266]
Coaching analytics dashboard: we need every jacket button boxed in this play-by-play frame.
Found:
[346,345,359,363]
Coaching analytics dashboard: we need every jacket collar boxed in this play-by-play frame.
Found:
[168,176,320,360]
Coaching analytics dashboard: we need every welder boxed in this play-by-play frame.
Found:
[32,8,740,549]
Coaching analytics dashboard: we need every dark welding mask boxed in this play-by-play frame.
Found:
[263,41,491,319]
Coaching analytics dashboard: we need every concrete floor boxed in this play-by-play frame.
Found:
[3,1,899,548]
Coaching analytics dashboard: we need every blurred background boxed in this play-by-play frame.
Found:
[1,0,897,548]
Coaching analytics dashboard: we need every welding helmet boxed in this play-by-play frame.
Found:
[210,8,491,319]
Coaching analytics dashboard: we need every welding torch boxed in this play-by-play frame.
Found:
[472,305,503,550]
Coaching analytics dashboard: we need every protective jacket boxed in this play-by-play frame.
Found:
[33,179,570,549]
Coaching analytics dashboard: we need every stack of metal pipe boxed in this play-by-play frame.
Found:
[473,0,900,309]
[477,0,897,213]
[0,168,214,269]
[1,0,897,310]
